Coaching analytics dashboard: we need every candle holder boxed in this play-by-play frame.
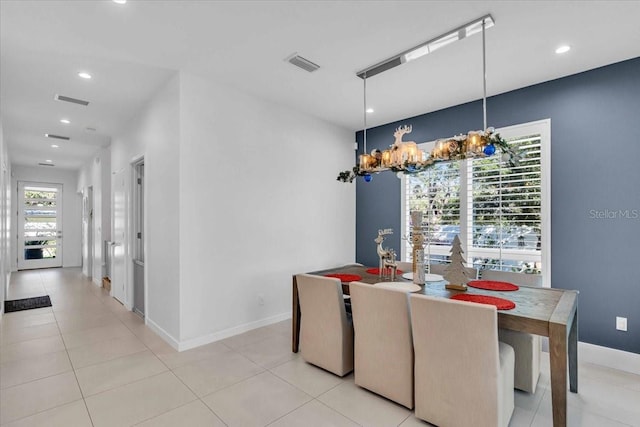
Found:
[408,211,426,285]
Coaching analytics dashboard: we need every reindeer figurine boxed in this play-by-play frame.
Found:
[391,125,420,164]
[375,229,398,279]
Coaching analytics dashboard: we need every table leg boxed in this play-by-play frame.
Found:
[549,321,568,427]
[292,275,300,353]
[569,308,578,393]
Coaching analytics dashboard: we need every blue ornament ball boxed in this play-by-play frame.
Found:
[483,144,496,156]
[363,174,372,182]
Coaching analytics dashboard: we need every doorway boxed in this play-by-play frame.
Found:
[132,159,145,317]
[85,186,94,280]
[111,169,126,304]
[17,182,63,270]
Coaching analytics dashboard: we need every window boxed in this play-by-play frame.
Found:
[401,120,550,285]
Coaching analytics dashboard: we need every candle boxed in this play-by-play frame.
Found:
[382,150,391,167]
[359,154,370,170]
[407,145,418,163]
[468,132,480,152]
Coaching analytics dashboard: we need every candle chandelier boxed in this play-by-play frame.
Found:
[337,15,520,183]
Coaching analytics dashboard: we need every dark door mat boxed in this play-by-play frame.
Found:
[4,296,52,313]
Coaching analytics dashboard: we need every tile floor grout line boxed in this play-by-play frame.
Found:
[55,278,97,426]
[125,387,200,427]
[194,365,268,399]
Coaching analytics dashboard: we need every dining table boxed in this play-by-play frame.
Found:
[291,264,578,427]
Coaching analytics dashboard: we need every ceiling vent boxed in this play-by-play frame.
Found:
[45,133,70,140]
[38,162,55,167]
[286,53,320,73]
[54,94,90,106]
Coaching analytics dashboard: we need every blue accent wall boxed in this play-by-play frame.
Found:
[355,57,640,354]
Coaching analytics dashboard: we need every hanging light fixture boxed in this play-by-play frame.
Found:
[338,15,520,183]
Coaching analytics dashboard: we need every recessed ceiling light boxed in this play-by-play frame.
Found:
[113,0,127,3]
[51,144,59,148]
[45,159,53,163]
[60,119,70,124]
[78,72,92,79]
[555,45,571,54]
[366,108,374,114]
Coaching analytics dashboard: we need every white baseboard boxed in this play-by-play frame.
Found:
[177,311,291,352]
[145,317,180,351]
[578,341,640,375]
[92,277,101,287]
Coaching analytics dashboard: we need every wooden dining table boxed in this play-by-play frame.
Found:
[291,264,578,427]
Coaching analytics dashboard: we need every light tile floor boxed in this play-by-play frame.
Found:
[1,268,639,426]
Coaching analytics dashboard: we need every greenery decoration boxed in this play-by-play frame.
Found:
[337,128,521,183]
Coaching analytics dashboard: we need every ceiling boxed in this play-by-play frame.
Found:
[2,1,639,170]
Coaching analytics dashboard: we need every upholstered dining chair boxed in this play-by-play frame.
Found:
[295,274,354,376]
[349,282,414,409]
[429,263,478,279]
[481,269,544,393]
[396,261,413,272]
[410,294,515,427]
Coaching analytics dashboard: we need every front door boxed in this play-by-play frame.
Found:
[17,182,63,270]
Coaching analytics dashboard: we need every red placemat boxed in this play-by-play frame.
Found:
[366,268,404,275]
[468,280,519,291]
[324,274,362,282]
[450,294,516,310]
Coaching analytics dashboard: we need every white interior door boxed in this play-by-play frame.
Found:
[112,169,127,304]
[17,182,63,270]
[87,187,94,279]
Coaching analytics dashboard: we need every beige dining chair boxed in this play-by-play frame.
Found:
[295,274,354,376]
[481,269,543,393]
[396,261,413,273]
[349,282,414,409]
[410,294,515,427]
[429,263,478,279]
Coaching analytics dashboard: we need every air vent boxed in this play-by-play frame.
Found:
[45,133,70,140]
[54,94,90,106]
[286,53,320,73]
[38,162,55,167]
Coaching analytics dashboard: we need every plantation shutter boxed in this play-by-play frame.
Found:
[405,161,461,263]
[466,134,543,272]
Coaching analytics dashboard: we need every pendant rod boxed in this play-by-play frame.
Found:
[482,18,487,131]
[363,75,368,154]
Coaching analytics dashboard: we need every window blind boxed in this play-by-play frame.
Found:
[405,161,460,264]
[467,135,542,272]
[403,128,544,274]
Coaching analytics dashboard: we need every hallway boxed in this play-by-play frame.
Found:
[1,268,640,426]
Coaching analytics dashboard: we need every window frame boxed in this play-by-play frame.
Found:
[401,119,551,286]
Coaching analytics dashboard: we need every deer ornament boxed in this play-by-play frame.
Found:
[391,125,420,165]
[375,229,397,279]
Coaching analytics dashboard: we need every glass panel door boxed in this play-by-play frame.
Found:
[17,182,63,269]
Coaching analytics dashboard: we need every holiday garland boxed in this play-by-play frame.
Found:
[337,128,521,183]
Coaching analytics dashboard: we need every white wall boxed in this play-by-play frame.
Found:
[111,73,181,341]
[108,70,355,349]
[178,73,355,346]
[11,165,82,270]
[0,119,11,311]
[77,147,111,284]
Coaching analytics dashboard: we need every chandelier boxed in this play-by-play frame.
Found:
[338,15,520,183]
